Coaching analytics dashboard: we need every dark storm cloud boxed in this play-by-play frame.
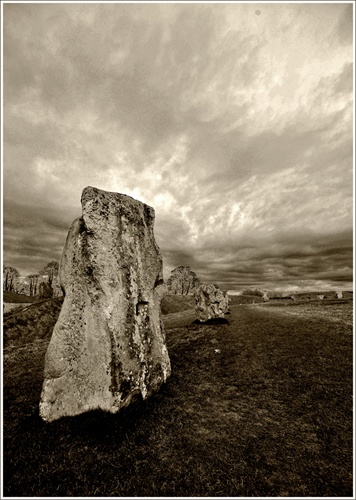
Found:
[3,3,353,290]
[176,230,353,291]
[3,201,77,275]
[337,3,353,46]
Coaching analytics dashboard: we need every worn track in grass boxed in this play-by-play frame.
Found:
[3,302,353,497]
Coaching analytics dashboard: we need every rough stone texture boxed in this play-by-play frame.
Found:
[40,186,171,422]
[335,290,343,299]
[195,284,229,323]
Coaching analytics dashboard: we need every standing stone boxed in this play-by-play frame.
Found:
[195,284,229,322]
[317,294,324,300]
[40,186,171,422]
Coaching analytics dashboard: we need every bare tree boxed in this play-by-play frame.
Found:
[39,281,53,300]
[41,261,59,287]
[167,266,200,295]
[3,266,20,293]
[28,274,40,296]
[37,261,60,298]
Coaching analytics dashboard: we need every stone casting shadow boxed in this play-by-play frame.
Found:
[192,317,230,325]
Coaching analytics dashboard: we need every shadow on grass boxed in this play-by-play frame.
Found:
[192,317,230,325]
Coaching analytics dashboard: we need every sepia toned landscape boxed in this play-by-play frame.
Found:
[2,2,354,498]
[3,289,353,497]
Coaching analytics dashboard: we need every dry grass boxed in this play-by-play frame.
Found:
[161,294,195,314]
[3,297,63,349]
[262,299,353,326]
[2,298,353,497]
[3,291,40,304]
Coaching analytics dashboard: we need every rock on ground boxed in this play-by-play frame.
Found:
[195,284,229,323]
[40,186,171,422]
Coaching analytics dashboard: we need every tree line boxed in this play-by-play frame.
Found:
[3,261,61,299]
[3,263,201,299]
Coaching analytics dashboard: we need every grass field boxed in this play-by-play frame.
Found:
[3,297,63,349]
[2,296,354,497]
[3,292,40,303]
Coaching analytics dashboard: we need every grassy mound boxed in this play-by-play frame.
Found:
[4,295,194,349]
[3,291,40,303]
[3,298,64,349]
[3,300,353,497]
[161,294,195,314]
[290,291,353,301]
[229,294,265,305]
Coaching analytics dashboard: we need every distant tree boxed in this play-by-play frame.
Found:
[28,274,40,296]
[167,266,200,295]
[240,288,265,297]
[39,281,53,300]
[41,261,59,287]
[39,261,60,298]
[3,266,20,292]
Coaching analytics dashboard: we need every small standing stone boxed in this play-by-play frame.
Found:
[195,284,229,322]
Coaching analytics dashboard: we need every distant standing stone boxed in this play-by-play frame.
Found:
[335,290,343,299]
[40,186,171,422]
[195,284,229,322]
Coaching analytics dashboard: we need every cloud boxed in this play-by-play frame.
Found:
[3,201,78,275]
[3,3,353,291]
[180,230,353,291]
[337,3,353,46]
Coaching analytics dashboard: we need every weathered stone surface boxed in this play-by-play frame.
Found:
[195,284,229,322]
[40,186,170,422]
[335,290,343,299]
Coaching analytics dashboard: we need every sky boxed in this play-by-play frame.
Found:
[2,1,354,292]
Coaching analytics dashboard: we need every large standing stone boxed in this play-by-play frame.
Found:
[195,284,229,322]
[335,290,343,299]
[40,186,171,422]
